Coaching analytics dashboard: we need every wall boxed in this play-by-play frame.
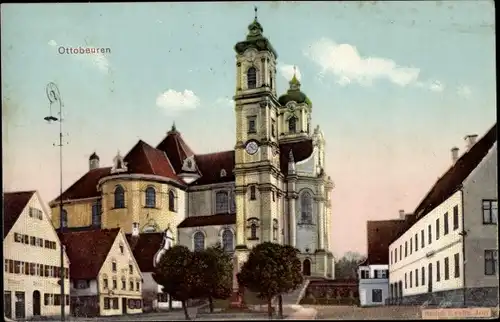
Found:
[51,199,96,228]
[463,143,498,289]
[4,192,70,319]
[359,279,389,306]
[389,190,464,297]
[178,224,236,252]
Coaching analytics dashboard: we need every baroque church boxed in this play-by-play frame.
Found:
[49,12,335,279]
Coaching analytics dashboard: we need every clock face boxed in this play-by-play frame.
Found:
[245,141,259,155]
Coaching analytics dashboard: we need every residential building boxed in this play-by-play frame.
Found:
[388,124,498,307]
[126,226,182,311]
[358,213,414,306]
[3,190,70,320]
[58,228,143,317]
[48,11,335,280]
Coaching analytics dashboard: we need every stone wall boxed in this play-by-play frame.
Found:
[300,279,359,306]
[386,287,498,307]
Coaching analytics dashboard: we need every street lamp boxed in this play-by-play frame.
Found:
[44,82,66,321]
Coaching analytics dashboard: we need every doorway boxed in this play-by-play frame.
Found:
[4,291,12,319]
[33,291,41,316]
[302,259,311,276]
[428,263,433,293]
[122,298,127,314]
[15,291,25,319]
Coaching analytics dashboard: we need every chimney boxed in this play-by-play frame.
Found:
[89,152,100,170]
[464,134,478,149]
[399,209,405,220]
[451,147,459,163]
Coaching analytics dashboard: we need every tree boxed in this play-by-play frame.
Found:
[192,244,233,313]
[152,245,200,320]
[237,242,303,319]
[335,251,366,279]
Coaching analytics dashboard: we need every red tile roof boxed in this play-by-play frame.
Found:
[177,213,236,228]
[3,191,36,238]
[51,167,111,203]
[156,129,195,174]
[124,140,180,181]
[192,151,235,185]
[279,140,314,174]
[363,218,414,265]
[125,233,164,272]
[414,123,497,218]
[58,228,120,280]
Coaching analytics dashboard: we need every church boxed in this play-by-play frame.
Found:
[49,11,335,279]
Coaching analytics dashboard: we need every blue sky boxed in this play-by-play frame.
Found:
[2,1,496,256]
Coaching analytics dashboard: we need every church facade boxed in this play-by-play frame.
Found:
[49,14,335,278]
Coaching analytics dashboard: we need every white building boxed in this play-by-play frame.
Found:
[358,264,389,307]
[388,125,498,307]
[3,190,71,320]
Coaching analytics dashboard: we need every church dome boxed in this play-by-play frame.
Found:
[278,73,312,107]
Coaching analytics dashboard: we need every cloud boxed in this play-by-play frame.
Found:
[416,80,445,92]
[156,89,200,113]
[215,97,234,107]
[304,38,421,87]
[48,39,110,73]
[279,64,302,81]
[456,85,472,99]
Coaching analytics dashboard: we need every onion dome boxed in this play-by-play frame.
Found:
[278,67,312,107]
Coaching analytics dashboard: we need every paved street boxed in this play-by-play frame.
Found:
[312,305,422,320]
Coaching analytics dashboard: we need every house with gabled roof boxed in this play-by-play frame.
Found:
[47,12,336,287]
[388,123,497,307]
[58,228,143,317]
[3,190,70,320]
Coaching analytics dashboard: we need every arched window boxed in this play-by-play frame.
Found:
[301,192,313,224]
[61,209,68,228]
[215,191,229,214]
[193,232,205,252]
[145,187,156,208]
[250,186,257,200]
[114,185,125,209]
[222,229,234,252]
[92,199,102,227]
[269,73,273,90]
[168,190,176,212]
[289,116,297,133]
[247,67,257,89]
[250,223,257,239]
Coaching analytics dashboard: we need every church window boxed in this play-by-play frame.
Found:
[269,72,273,90]
[193,232,205,252]
[272,219,278,241]
[61,209,68,228]
[247,218,259,240]
[230,191,236,213]
[247,67,257,89]
[168,190,176,212]
[222,229,234,252]
[300,192,313,224]
[215,191,229,214]
[250,224,257,239]
[271,119,276,137]
[250,186,257,200]
[289,116,297,133]
[248,116,256,134]
[145,187,156,208]
[114,185,125,209]
[92,199,102,227]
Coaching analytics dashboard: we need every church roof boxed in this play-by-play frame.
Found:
[125,232,164,273]
[177,213,236,228]
[3,190,36,238]
[58,228,120,279]
[51,130,315,204]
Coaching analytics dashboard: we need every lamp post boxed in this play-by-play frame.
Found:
[44,82,66,321]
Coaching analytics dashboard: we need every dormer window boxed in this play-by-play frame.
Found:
[111,151,128,174]
[182,156,197,172]
[247,67,257,89]
[220,169,227,177]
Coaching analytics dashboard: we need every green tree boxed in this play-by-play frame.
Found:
[335,251,366,279]
[152,245,199,320]
[237,242,303,319]
[191,244,233,313]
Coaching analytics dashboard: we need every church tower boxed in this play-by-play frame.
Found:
[233,8,282,260]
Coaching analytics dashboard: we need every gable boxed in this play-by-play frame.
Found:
[99,231,143,279]
[3,191,35,238]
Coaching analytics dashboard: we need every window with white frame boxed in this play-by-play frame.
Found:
[484,249,498,275]
[482,200,498,224]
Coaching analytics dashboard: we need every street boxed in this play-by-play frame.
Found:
[312,305,422,320]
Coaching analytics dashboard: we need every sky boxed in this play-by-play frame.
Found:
[1,1,496,257]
